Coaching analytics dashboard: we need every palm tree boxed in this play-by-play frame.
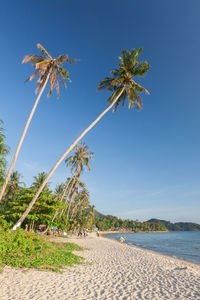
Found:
[71,187,90,219]
[31,172,50,192]
[64,143,93,219]
[4,171,24,204]
[51,176,75,223]
[66,177,86,220]
[54,143,93,221]
[12,48,150,231]
[0,44,76,203]
[55,183,65,201]
[65,143,93,177]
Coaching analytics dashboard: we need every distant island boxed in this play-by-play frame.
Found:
[95,211,200,232]
[147,219,200,231]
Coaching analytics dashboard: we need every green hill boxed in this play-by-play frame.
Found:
[147,219,200,231]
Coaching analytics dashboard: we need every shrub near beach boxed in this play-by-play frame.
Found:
[0,227,83,272]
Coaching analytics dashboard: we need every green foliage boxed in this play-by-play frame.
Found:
[0,227,83,272]
[95,212,167,232]
[97,48,150,112]
[3,171,24,204]
[1,188,64,229]
[65,142,93,177]
[31,172,50,192]
[147,219,200,231]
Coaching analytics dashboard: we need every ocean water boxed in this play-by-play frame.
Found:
[105,231,200,265]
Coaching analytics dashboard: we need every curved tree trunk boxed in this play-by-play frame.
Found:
[11,87,125,231]
[0,74,50,203]
[51,176,75,223]
[66,180,78,220]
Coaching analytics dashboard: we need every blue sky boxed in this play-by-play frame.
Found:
[0,0,200,223]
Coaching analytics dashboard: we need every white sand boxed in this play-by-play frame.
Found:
[0,234,200,300]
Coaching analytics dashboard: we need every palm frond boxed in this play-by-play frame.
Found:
[37,43,53,59]
[55,72,60,98]
[134,82,150,95]
[47,72,56,97]
[56,54,69,64]
[57,66,70,81]
[22,55,45,65]
[107,86,124,103]
[35,65,51,94]
[56,54,77,65]
[98,48,149,111]
[134,61,150,76]
[24,70,40,83]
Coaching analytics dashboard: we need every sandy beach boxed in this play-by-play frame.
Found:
[0,234,200,300]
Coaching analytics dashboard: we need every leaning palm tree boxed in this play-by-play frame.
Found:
[31,172,50,192]
[12,48,150,231]
[0,44,76,203]
[66,177,86,220]
[64,143,93,219]
[3,171,24,204]
[54,143,93,221]
[55,183,66,201]
[65,143,93,177]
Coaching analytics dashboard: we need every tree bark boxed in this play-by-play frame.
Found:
[0,73,50,203]
[11,87,125,231]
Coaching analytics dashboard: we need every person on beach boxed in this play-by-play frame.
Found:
[97,230,100,237]
[120,236,125,243]
[78,230,82,237]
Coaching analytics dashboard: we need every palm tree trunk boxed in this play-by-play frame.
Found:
[11,87,125,231]
[66,180,78,220]
[51,176,75,223]
[0,73,50,203]
[58,175,78,219]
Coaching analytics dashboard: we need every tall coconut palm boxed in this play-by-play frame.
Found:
[64,143,93,219]
[66,177,86,220]
[55,143,93,221]
[0,44,76,203]
[31,172,50,192]
[51,176,76,224]
[12,48,150,231]
[55,183,65,201]
[4,171,24,204]
[71,187,90,219]
[65,143,93,177]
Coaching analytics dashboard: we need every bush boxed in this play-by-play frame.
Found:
[0,227,83,272]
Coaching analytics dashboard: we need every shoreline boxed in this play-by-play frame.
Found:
[101,232,200,269]
[0,233,200,299]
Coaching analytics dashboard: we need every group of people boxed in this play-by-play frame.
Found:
[77,229,88,237]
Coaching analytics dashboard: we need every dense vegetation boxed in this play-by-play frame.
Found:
[147,219,200,231]
[0,226,83,272]
[95,212,167,232]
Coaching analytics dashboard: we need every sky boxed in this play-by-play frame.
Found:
[0,0,200,223]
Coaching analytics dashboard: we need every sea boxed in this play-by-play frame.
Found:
[105,231,200,265]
